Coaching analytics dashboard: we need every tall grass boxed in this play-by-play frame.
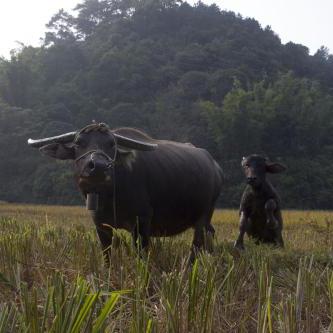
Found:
[0,204,333,331]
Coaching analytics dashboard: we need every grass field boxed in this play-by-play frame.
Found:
[0,203,333,332]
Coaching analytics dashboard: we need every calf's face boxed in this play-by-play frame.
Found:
[241,155,286,188]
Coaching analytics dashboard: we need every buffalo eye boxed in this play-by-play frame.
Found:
[108,138,116,147]
[73,137,87,148]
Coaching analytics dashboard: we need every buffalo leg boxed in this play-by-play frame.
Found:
[206,223,215,236]
[205,205,216,237]
[265,199,278,229]
[234,211,248,250]
[274,229,284,248]
[204,206,216,252]
[190,215,210,260]
[265,200,284,247]
[92,212,113,264]
[190,227,204,261]
[132,215,151,252]
[95,224,113,264]
[273,209,284,248]
[275,210,284,247]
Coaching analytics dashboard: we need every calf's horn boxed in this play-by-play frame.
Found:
[27,131,77,148]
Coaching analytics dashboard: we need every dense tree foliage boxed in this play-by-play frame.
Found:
[0,0,333,208]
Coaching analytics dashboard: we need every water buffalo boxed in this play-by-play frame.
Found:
[28,123,222,260]
[234,154,286,250]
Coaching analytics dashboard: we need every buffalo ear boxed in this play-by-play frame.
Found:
[39,143,75,160]
[265,162,286,174]
[117,148,136,170]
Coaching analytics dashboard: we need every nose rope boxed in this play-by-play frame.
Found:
[75,149,116,166]
[75,136,118,228]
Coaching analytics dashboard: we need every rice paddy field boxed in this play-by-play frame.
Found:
[0,203,333,332]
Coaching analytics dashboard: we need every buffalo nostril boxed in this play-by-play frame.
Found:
[88,161,95,170]
[247,177,257,181]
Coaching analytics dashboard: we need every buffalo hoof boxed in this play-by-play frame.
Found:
[234,241,245,251]
[189,248,198,263]
[274,238,284,248]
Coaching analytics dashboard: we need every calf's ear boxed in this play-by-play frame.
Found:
[39,143,75,160]
[265,162,286,174]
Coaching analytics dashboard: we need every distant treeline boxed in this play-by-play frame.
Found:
[1,0,333,208]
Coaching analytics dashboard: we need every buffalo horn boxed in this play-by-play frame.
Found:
[27,131,77,148]
[113,133,158,151]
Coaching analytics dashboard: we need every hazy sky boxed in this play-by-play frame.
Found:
[0,0,331,58]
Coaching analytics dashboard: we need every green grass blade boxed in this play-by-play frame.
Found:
[92,293,120,333]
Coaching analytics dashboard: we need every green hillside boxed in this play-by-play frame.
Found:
[1,0,333,208]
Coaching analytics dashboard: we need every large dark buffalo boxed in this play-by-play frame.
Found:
[28,123,222,260]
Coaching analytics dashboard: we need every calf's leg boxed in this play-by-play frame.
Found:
[274,229,284,248]
[274,209,284,247]
[265,199,278,229]
[265,200,284,247]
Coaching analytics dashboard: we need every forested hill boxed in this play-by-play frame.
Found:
[1,0,333,208]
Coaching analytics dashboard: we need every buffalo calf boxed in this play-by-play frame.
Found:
[234,154,286,250]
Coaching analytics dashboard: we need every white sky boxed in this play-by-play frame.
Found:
[0,0,331,58]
